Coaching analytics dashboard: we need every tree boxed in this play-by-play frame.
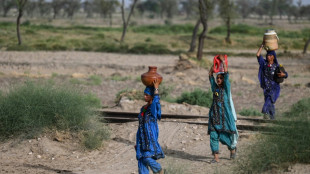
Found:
[16,0,28,45]
[94,0,119,26]
[51,0,65,19]
[197,0,208,60]
[83,0,95,18]
[120,0,138,42]
[303,38,310,54]
[189,19,201,52]
[1,0,15,17]
[253,0,270,21]
[136,0,160,18]
[25,0,37,18]
[180,0,198,19]
[277,0,292,19]
[158,0,177,19]
[189,0,214,53]
[300,4,310,20]
[63,0,80,19]
[38,0,51,17]
[236,0,255,21]
[218,0,236,44]
[302,29,310,54]
[269,0,278,25]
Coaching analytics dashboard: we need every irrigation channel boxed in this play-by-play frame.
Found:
[100,110,275,132]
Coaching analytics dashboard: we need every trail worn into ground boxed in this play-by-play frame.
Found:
[0,51,310,173]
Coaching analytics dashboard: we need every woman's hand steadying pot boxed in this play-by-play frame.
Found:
[153,78,160,89]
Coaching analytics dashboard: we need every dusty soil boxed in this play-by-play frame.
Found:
[0,51,310,174]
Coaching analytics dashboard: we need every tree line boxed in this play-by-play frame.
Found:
[1,0,309,54]
[1,0,310,23]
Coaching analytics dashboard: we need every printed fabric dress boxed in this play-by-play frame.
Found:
[257,51,288,119]
[208,73,237,135]
[136,94,165,160]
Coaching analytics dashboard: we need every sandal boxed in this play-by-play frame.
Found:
[210,159,219,163]
[230,147,237,159]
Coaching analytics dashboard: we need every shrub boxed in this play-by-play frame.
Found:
[131,24,194,34]
[0,81,109,149]
[129,43,171,54]
[115,89,143,104]
[176,89,212,108]
[109,74,131,81]
[88,75,102,85]
[239,108,263,116]
[164,161,187,174]
[236,97,310,173]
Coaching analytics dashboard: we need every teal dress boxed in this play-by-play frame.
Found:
[208,73,237,153]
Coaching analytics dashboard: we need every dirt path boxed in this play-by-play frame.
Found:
[0,51,310,173]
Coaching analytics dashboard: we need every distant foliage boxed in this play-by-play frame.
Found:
[177,89,213,108]
[236,97,310,173]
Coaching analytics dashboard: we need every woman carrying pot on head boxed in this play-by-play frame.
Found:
[135,78,164,174]
[256,42,288,120]
[208,55,238,163]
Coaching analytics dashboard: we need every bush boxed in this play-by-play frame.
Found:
[0,81,109,149]
[209,24,264,35]
[115,89,143,104]
[176,89,212,108]
[131,24,194,34]
[239,108,263,116]
[129,43,171,54]
[236,97,310,173]
[164,161,187,174]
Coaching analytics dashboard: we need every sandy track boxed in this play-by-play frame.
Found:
[1,51,310,173]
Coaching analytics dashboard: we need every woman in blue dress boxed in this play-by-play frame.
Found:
[136,79,164,174]
[208,55,238,163]
[256,43,288,119]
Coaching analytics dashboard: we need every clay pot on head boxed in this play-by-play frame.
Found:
[141,66,163,87]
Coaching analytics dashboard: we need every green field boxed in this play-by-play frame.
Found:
[1,21,309,54]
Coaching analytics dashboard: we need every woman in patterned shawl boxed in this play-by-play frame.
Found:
[136,79,164,174]
[208,55,237,163]
[256,43,288,119]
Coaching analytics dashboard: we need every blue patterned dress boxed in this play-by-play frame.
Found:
[257,51,288,119]
[136,94,165,160]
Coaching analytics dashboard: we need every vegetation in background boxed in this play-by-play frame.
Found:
[0,81,109,149]
[236,97,310,173]
[0,22,307,55]
[176,89,213,108]
[239,108,263,116]
[70,75,102,86]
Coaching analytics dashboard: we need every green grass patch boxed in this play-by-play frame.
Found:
[0,22,306,54]
[236,97,310,173]
[128,43,172,54]
[176,89,213,108]
[108,74,131,81]
[239,108,263,116]
[70,75,102,86]
[0,81,109,148]
[164,161,188,174]
[131,24,195,34]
